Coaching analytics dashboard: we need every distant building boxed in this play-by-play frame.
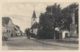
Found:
[14,25,23,36]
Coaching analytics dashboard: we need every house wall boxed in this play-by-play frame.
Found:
[62,31,70,39]
[32,28,38,35]
[2,19,17,38]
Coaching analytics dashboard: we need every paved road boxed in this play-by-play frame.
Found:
[2,36,78,50]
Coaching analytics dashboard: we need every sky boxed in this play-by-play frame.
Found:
[2,2,75,32]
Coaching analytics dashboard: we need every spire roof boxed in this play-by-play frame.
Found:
[32,10,36,18]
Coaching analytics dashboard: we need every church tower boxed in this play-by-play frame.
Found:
[31,10,38,35]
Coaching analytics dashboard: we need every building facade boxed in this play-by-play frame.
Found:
[2,17,22,40]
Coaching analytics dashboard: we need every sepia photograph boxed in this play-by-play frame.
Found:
[2,1,79,50]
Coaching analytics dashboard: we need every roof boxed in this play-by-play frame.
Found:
[31,22,39,29]
[2,17,11,26]
[32,10,36,18]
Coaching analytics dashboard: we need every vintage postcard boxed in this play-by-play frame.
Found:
[0,0,80,52]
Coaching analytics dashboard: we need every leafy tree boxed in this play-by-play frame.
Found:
[37,4,62,39]
[62,3,78,30]
[37,3,78,39]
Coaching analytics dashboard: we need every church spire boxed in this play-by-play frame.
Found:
[32,10,36,18]
[31,10,37,26]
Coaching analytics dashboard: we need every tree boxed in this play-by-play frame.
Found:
[61,3,78,30]
[37,3,62,39]
[37,3,78,39]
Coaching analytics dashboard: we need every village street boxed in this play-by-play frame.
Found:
[2,36,78,50]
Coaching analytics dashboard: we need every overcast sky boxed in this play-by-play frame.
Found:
[2,2,75,32]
